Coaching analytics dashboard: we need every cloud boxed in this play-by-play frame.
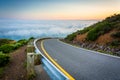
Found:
[0,20,98,40]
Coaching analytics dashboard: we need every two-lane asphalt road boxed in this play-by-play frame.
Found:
[37,39,120,80]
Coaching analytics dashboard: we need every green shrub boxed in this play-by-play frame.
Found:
[65,33,77,41]
[14,39,28,49]
[13,43,22,49]
[0,67,4,77]
[0,39,28,53]
[86,29,98,41]
[0,39,11,46]
[105,14,120,23]
[29,37,35,41]
[0,53,10,67]
[0,44,14,53]
[28,72,36,80]
[87,21,111,41]
[110,40,120,46]
[111,32,120,38]
[114,23,120,29]
[17,39,28,45]
[77,26,94,34]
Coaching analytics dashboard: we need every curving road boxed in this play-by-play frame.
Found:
[37,39,120,80]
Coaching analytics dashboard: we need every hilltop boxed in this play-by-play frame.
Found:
[0,39,16,46]
[65,14,120,56]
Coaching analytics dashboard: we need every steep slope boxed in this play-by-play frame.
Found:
[66,14,120,46]
[65,14,120,55]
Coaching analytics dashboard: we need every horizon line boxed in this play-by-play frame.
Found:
[0,17,102,21]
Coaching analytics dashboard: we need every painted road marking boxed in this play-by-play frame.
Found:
[41,40,75,80]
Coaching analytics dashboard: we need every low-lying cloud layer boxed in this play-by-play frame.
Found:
[0,20,98,40]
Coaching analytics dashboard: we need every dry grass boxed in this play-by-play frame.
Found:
[96,30,116,45]
[75,33,87,42]
[74,30,119,45]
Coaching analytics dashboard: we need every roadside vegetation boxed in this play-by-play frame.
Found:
[65,14,120,56]
[65,32,77,41]
[0,37,34,78]
[65,14,120,44]
[0,52,9,77]
[0,52,9,67]
[0,39,28,53]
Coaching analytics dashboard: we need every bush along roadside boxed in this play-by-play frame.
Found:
[0,39,28,54]
[0,38,29,77]
[0,52,10,77]
[0,52,10,67]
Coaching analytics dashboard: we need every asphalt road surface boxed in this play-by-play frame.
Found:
[37,39,120,80]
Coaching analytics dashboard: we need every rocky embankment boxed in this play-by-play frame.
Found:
[62,39,120,57]
[65,14,120,56]
[73,41,120,56]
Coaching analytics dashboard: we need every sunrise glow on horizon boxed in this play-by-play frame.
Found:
[0,0,120,20]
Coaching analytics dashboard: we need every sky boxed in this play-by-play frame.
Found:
[0,0,120,20]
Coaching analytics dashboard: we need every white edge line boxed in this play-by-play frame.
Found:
[58,39,120,59]
[34,38,69,80]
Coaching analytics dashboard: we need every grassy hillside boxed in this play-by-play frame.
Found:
[0,39,28,53]
[0,37,34,79]
[65,14,120,47]
[0,39,16,46]
[0,38,28,77]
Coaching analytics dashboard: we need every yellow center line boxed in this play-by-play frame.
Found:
[41,40,75,80]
